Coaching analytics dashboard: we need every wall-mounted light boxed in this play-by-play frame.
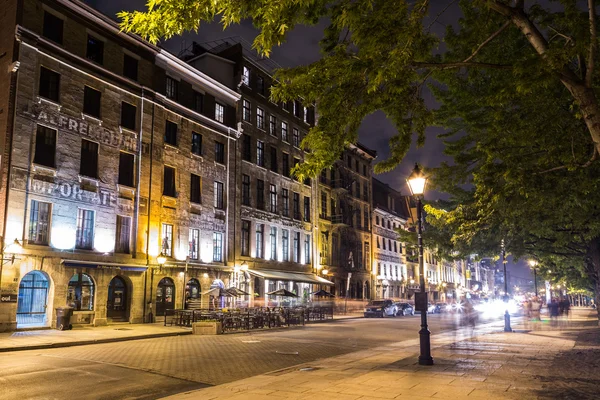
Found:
[157,252,167,266]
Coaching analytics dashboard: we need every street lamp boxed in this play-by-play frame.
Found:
[501,240,511,332]
[529,260,538,297]
[407,163,433,366]
[0,238,23,290]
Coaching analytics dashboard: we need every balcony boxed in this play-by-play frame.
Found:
[331,214,346,225]
[331,179,350,192]
[319,213,331,221]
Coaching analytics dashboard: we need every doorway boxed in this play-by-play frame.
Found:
[17,271,50,328]
[107,276,129,321]
[156,277,175,316]
[185,278,200,309]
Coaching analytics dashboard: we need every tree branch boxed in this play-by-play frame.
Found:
[426,0,459,32]
[463,20,511,63]
[534,147,598,174]
[413,61,512,70]
[586,0,597,87]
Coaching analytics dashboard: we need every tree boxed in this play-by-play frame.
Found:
[120,0,600,179]
[419,4,600,318]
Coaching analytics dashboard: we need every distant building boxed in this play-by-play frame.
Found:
[317,144,376,299]
[371,178,410,299]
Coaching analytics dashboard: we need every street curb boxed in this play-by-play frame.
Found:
[0,315,373,352]
[0,330,192,353]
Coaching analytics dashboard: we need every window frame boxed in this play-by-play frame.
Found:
[76,209,95,250]
[213,232,223,262]
[161,223,173,256]
[163,165,177,197]
[191,132,203,156]
[43,11,64,44]
[215,102,225,123]
[115,215,131,254]
[118,151,135,187]
[34,125,57,168]
[214,181,224,209]
[190,173,202,204]
[215,141,225,164]
[29,200,51,246]
[123,53,138,81]
[39,66,60,103]
[86,34,104,65]
[166,76,178,100]
[188,228,200,260]
[79,139,99,179]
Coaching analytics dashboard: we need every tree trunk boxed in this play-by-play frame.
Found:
[499,6,600,155]
[562,84,600,156]
[587,237,600,324]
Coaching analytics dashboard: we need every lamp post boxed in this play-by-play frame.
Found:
[0,238,22,291]
[529,260,538,297]
[501,240,512,332]
[407,163,433,366]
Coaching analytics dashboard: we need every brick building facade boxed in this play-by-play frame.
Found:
[180,40,331,306]
[0,0,240,331]
[317,144,376,299]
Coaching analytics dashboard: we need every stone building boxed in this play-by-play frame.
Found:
[317,144,376,299]
[371,178,410,299]
[0,0,239,331]
[179,39,331,306]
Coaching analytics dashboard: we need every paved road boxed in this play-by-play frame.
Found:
[0,313,491,400]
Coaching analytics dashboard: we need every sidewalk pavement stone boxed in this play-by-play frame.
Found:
[165,308,598,400]
[0,313,360,352]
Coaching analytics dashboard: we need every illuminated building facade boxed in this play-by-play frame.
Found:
[0,0,240,331]
[179,40,332,306]
[318,144,376,299]
[371,178,410,299]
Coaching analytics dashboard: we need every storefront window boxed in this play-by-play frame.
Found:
[67,273,94,311]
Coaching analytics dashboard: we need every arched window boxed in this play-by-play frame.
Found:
[67,273,94,311]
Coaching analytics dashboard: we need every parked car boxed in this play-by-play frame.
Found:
[364,299,398,318]
[436,303,448,313]
[397,302,415,316]
[427,303,438,314]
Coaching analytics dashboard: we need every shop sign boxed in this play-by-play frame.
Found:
[11,168,117,208]
[20,101,138,152]
[0,294,18,303]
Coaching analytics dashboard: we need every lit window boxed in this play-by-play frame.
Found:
[67,273,94,311]
[76,209,95,250]
[166,77,178,100]
[256,107,265,129]
[215,102,225,123]
[29,200,51,245]
[243,100,251,122]
[242,66,250,86]
[161,223,173,256]
[213,232,223,261]
[189,228,199,260]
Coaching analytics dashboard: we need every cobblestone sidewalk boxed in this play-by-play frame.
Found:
[0,313,362,352]
[165,308,599,400]
[0,323,191,351]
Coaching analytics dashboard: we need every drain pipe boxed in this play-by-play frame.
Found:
[143,101,156,323]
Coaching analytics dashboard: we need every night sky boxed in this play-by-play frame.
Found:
[86,0,532,281]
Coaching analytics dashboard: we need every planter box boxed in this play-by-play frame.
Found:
[192,321,223,335]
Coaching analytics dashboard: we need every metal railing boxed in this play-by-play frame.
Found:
[164,306,334,331]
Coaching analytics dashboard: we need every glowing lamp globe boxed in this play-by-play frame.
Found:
[407,163,427,196]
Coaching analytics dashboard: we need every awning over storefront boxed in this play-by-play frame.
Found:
[247,269,333,286]
[61,260,148,272]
